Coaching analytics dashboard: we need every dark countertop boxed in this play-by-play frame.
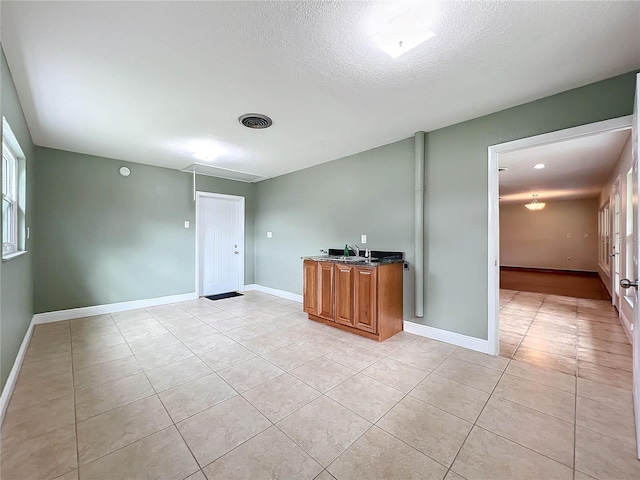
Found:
[301,255,404,266]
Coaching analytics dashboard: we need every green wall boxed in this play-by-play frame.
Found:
[1,48,35,390]
[255,138,416,316]
[424,71,638,339]
[34,147,255,313]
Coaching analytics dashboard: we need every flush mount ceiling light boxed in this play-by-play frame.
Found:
[193,144,226,161]
[239,113,272,129]
[524,194,546,211]
[533,163,546,169]
[369,8,436,59]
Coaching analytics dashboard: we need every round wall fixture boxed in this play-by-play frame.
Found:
[239,113,272,129]
[119,166,131,177]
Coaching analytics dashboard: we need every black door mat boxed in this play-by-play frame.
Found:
[205,292,243,301]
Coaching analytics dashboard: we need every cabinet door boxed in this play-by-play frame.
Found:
[354,266,378,333]
[317,262,335,321]
[303,260,318,315]
[334,264,355,326]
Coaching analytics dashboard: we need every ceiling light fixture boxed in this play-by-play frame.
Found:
[524,194,545,211]
[533,163,545,169]
[369,8,436,58]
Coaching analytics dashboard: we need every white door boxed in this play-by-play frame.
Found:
[629,73,640,458]
[197,193,244,296]
[612,183,621,309]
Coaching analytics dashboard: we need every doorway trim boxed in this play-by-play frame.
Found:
[487,115,633,355]
[195,191,245,297]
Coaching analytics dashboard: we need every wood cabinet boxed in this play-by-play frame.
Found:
[302,260,403,341]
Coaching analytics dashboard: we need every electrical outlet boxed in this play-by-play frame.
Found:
[567,257,571,261]
[266,231,273,238]
[184,221,190,229]
[361,234,367,244]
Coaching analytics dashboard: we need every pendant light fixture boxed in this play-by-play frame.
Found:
[524,194,545,211]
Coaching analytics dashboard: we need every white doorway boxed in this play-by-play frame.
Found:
[196,192,245,296]
[487,115,633,356]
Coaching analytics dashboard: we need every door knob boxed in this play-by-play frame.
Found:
[620,278,638,289]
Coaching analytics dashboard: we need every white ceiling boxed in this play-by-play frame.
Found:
[2,1,639,180]
[499,129,631,204]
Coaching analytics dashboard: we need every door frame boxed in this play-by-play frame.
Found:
[487,115,633,356]
[195,191,245,297]
[611,176,622,309]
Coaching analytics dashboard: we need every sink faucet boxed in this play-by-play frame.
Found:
[348,244,360,257]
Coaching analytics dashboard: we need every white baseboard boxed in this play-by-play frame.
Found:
[32,292,198,324]
[245,284,303,303]
[620,308,634,344]
[404,320,490,354]
[0,318,34,426]
[243,284,257,292]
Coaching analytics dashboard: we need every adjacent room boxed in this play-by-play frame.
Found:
[1,1,640,480]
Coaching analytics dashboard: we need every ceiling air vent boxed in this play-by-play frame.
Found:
[239,113,273,129]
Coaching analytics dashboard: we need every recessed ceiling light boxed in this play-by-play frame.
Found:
[533,163,545,169]
[369,8,436,59]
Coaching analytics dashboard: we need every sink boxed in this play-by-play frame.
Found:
[331,256,368,263]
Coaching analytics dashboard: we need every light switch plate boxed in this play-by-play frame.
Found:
[184,221,190,229]
[267,231,273,238]
[361,234,367,244]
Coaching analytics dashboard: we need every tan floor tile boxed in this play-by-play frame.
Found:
[224,324,271,342]
[378,395,472,466]
[360,356,428,393]
[75,372,155,421]
[388,343,452,371]
[577,319,626,334]
[0,425,77,480]
[79,426,198,480]
[277,396,371,467]
[409,373,489,422]
[577,347,632,371]
[134,342,194,370]
[525,326,577,344]
[576,396,636,444]
[203,426,322,480]
[290,356,357,393]
[513,346,576,375]
[242,373,320,422]
[73,342,133,370]
[73,356,142,390]
[54,468,79,480]
[2,393,75,444]
[168,323,219,341]
[201,315,251,331]
[70,314,115,331]
[158,373,237,422]
[145,355,212,392]
[328,426,447,480]
[519,336,576,359]
[450,347,509,371]
[315,471,337,480]
[444,471,465,480]
[118,320,169,342]
[261,343,320,371]
[433,356,502,393]
[452,426,572,480]
[575,426,640,480]
[184,470,207,480]
[325,344,385,372]
[71,331,126,351]
[11,371,73,407]
[493,373,575,423]
[177,395,270,467]
[180,332,237,355]
[505,359,575,393]
[577,360,633,390]
[576,377,634,411]
[126,331,182,355]
[217,357,284,392]
[499,341,517,358]
[408,336,457,356]
[240,331,292,355]
[19,351,73,380]
[297,333,351,355]
[500,330,524,345]
[77,395,172,465]
[199,343,257,371]
[577,335,631,356]
[326,374,404,422]
[155,315,205,331]
[477,396,574,467]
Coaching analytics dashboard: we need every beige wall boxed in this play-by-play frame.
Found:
[500,198,599,271]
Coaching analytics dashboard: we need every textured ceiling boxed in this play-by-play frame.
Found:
[499,129,631,204]
[2,1,639,180]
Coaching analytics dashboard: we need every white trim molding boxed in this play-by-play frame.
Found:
[32,292,198,324]
[487,115,633,358]
[403,320,490,354]
[246,284,303,303]
[620,307,634,344]
[0,318,35,425]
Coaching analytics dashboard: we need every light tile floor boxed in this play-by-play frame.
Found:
[1,290,638,480]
